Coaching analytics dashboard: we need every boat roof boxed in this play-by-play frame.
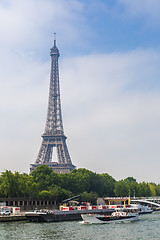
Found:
[103,197,130,201]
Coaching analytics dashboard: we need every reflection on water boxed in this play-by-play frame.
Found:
[0,213,160,240]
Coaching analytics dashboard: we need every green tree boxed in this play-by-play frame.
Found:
[18,173,31,197]
[27,181,39,199]
[0,170,19,197]
[114,180,129,197]
[155,184,160,196]
[60,169,94,194]
[31,165,53,191]
[100,173,116,196]
[149,183,156,196]
[125,177,136,182]
[81,191,98,204]
[137,182,152,197]
[56,187,72,203]
[39,190,52,200]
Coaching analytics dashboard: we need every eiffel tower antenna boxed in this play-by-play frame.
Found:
[30,34,76,173]
[54,32,56,46]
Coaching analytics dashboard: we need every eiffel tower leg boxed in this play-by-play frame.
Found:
[57,143,64,164]
[35,141,53,164]
[61,140,72,164]
[43,145,53,163]
[55,139,71,164]
[35,142,48,164]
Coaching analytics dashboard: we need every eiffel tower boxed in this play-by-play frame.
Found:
[30,34,75,173]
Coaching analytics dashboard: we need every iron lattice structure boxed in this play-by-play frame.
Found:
[30,36,75,173]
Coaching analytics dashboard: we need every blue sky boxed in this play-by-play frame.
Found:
[56,0,160,56]
[1,0,160,182]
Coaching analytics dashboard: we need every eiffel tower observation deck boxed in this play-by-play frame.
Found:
[30,34,76,173]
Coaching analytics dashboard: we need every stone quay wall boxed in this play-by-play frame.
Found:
[0,198,58,211]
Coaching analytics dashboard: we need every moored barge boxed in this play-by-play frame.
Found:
[25,209,115,222]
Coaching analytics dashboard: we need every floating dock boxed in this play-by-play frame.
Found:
[0,215,27,222]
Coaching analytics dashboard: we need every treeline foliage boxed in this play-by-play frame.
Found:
[0,166,160,203]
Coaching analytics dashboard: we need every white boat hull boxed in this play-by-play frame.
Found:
[81,213,138,224]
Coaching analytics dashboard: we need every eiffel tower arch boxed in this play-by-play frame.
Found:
[30,34,76,173]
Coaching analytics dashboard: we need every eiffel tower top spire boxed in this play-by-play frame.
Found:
[50,33,60,57]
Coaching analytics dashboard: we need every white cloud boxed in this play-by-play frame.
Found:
[61,49,160,182]
[0,0,86,56]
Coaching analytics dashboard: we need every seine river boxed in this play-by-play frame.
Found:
[0,212,160,240]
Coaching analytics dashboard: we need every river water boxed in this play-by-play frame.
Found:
[0,212,160,240]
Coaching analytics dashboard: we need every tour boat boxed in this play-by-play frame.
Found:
[81,209,139,224]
